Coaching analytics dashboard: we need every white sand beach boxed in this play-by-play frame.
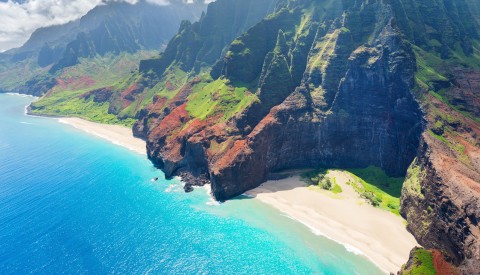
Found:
[58,117,147,155]
[246,171,418,274]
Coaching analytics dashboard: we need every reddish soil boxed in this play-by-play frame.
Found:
[151,104,189,139]
[214,139,250,171]
[432,250,459,275]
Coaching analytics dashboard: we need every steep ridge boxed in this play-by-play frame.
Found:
[389,1,480,272]
[141,0,423,198]
[50,1,207,73]
[130,0,277,136]
[29,0,276,126]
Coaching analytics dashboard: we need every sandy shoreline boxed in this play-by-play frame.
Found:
[246,172,418,274]
[58,117,147,155]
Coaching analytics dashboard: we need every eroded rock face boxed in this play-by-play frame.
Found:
[210,24,422,200]
[401,136,480,272]
[401,78,480,273]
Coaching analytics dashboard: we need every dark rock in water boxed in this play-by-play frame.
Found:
[184,183,194,193]
[177,171,209,193]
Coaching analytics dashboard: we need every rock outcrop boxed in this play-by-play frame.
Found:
[401,76,480,272]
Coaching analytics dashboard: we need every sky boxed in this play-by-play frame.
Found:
[0,0,213,52]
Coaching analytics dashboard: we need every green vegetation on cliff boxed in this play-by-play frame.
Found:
[186,78,258,121]
[402,160,425,199]
[401,248,436,275]
[347,166,405,198]
[346,167,404,215]
[30,95,136,127]
[30,52,156,126]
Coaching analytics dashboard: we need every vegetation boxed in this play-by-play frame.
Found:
[30,93,136,127]
[301,166,403,213]
[186,78,258,121]
[402,248,436,275]
[413,43,480,124]
[347,166,405,197]
[402,161,425,199]
[330,182,343,194]
[301,168,327,185]
[301,169,343,194]
[344,166,404,215]
[30,52,157,126]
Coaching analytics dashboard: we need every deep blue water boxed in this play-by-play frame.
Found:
[0,94,383,274]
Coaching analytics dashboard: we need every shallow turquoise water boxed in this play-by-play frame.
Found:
[0,94,383,274]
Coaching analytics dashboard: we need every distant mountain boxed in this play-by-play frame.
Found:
[139,0,277,74]
[0,0,207,95]
[50,1,208,73]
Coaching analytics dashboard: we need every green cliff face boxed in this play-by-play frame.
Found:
[139,0,276,75]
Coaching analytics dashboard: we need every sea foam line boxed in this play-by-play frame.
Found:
[285,215,390,273]
[6,92,38,99]
[278,213,389,273]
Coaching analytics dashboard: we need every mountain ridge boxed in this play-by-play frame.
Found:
[0,0,207,96]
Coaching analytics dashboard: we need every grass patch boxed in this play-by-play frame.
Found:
[428,129,471,166]
[301,169,343,194]
[331,183,343,194]
[30,51,158,126]
[414,43,480,123]
[346,166,404,215]
[413,45,449,90]
[347,166,404,197]
[186,78,258,122]
[301,167,402,214]
[31,94,135,127]
[402,248,436,275]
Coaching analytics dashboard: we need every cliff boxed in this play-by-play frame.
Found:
[142,0,423,198]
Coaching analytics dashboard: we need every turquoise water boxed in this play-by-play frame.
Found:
[0,94,383,274]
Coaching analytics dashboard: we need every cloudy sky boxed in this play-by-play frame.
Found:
[0,0,212,52]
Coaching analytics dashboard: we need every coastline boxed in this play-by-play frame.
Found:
[19,94,410,273]
[18,97,146,156]
[246,172,418,274]
[58,117,147,155]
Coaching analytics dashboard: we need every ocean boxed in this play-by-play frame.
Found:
[0,94,383,274]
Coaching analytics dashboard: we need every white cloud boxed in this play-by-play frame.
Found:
[0,0,109,52]
[145,0,170,5]
[0,0,214,52]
